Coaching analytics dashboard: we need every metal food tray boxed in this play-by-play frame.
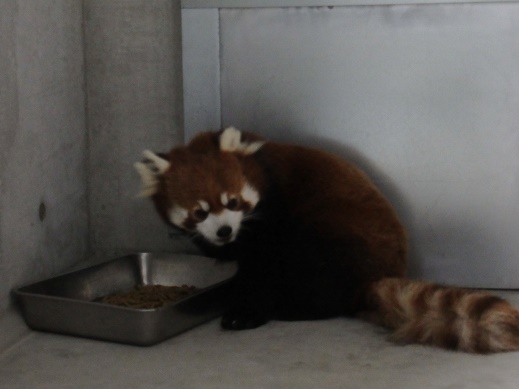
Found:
[15,253,236,346]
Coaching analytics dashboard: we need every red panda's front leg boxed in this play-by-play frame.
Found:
[221,305,270,330]
[220,256,280,330]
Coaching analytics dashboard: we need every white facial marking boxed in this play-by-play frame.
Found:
[198,200,210,211]
[196,209,243,245]
[241,183,260,207]
[219,127,264,155]
[220,192,229,206]
[168,205,188,227]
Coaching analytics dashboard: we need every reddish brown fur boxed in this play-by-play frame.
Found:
[144,129,519,353]
[223,138,408,284]
[261,143,408,281]
[165,149,244,210]
[365,278,519,352]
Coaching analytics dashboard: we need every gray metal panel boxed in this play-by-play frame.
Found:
[182,0,519,8]
[215,5,519,288]
[182,8,221,141]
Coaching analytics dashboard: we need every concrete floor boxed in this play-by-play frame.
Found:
[2,292,519,389]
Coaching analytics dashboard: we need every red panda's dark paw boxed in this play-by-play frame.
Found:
[221,309,268,330]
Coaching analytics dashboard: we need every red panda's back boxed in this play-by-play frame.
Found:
[257,142,408,280]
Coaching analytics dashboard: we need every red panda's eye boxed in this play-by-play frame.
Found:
[193,209,208,221]
[226,198,239,210]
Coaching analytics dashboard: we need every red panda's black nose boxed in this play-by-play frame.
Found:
[217,226,233,239]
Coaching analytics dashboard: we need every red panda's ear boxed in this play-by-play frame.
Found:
[219,127,265,155]
[134,150,171,197]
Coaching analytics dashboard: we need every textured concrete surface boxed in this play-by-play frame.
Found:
[0,0,88,322]
[0,0,193,353]
[3,290,519,389]
[84,0,187,256]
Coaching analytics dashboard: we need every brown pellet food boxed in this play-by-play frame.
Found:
[96,284,199,309]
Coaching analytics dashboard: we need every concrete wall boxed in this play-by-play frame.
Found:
[0,0,88,315]
[84,0,189,257]
[0,1,189,342]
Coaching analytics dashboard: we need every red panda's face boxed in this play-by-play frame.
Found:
[163,152,259,245]
[135,143,260,246]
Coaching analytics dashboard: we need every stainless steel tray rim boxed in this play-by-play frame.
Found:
[14,252,237,345]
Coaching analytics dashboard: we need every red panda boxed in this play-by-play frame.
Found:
[135,127,519,353]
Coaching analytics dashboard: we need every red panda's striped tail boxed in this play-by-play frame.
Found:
[362,278,519,353]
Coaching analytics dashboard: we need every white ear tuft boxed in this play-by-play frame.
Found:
[134,150,171,197]
[220,127,242,152]
[142,150,170,174]
[243,141,264,155]
[219,127,264,155]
